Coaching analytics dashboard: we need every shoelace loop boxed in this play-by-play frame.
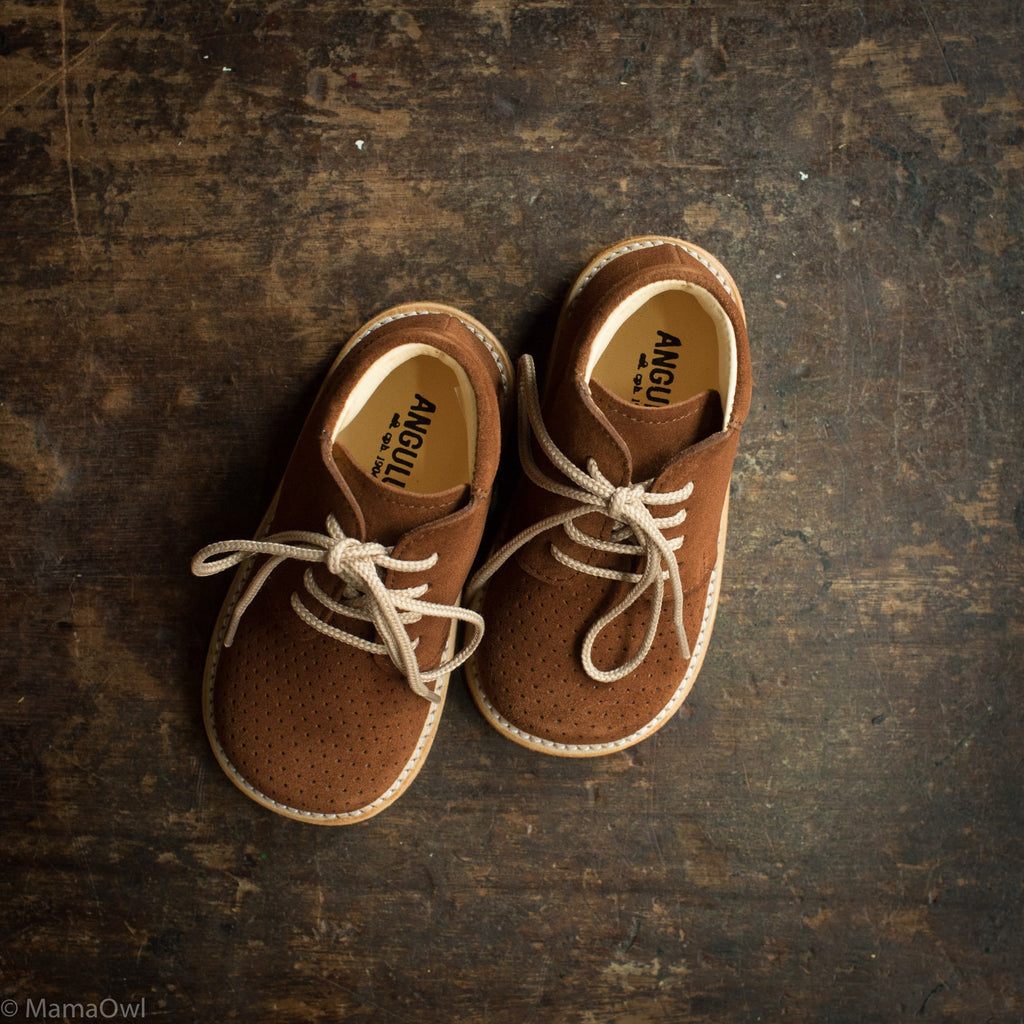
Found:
[468,354,693,684]
[192,514,483,704]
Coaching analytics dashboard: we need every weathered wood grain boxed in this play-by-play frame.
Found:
[2,2,1022,1021]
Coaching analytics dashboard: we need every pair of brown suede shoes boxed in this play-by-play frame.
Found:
[192,235,752,823]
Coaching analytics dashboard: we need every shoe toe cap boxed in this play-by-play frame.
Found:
[470,563,714,753]
[206,618,438,822]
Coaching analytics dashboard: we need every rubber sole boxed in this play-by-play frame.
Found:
[200,303,511,822]
[564,234,747,326]
[465,495,729,758]
[465,235,744,757]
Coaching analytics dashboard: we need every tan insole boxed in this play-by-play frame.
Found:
[334,353,473,493]
[592,290,720,408]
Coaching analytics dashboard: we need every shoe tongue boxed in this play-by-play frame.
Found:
[590,379,724,481]
[330,442,469,547]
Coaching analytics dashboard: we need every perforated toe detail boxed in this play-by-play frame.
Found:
[473,564,714,751]
[210,613,433,816]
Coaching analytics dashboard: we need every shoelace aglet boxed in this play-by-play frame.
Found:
[417,684,443,706]
[673,604,691,662]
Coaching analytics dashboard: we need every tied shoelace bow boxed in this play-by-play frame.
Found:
[468,354,694,684]
[191,515,483,704]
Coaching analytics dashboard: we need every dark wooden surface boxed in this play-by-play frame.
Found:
[2,2,1022,1021]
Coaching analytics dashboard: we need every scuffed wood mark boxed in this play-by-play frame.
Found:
[834,36,968,160]
[58,0,86,254]
[915,0,957,85]
[0,21,116,121]
[0,2,1021,1021]
[389,10,422,44]
[0,401,68,501]
[471,0,513,45]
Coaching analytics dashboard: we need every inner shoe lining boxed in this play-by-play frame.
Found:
[589,283,736,421]
[334,344,476,493]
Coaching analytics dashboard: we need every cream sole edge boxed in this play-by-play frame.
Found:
[200,303,512,823]
[201,610,459,824]
[464,494,729,759]
[464,235,745,758]
[331,301,513,400]
[564,234,747,327]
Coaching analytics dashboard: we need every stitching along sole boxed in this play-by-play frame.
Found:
[466,494,730,758]
[201,595,458,823]
[465,235,742,757]
[200,303,512,822]
[564,234,747,325]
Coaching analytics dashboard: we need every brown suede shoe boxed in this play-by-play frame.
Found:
[193,303,511,821]
[466,236,751,756]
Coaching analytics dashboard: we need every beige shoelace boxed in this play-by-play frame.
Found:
[468,355,693,683]
[192,514,483,704]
